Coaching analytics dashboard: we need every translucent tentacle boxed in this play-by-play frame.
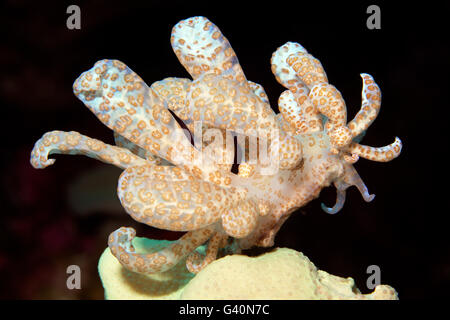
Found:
[321,180,351,214]
[247,81,269,104]
[171,16,246,83]
[30,130,152,170]
[321,189,346,214]
[108,225,215,274]
[342,164,375,202]
[186,232,226,274]
[347,137,402,162]
[347,74,381,137]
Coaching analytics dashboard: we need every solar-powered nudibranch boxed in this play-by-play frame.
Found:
[30,16,402,274]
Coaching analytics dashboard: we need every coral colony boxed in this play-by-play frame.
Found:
[30,16,402,275]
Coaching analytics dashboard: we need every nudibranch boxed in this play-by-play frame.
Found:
[30,16,402,274]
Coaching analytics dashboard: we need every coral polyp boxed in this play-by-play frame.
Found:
[30,16,401,275]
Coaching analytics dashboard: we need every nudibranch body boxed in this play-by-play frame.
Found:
[30,16,401,274]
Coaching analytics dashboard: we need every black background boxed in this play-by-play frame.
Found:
[0,0,448,299]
